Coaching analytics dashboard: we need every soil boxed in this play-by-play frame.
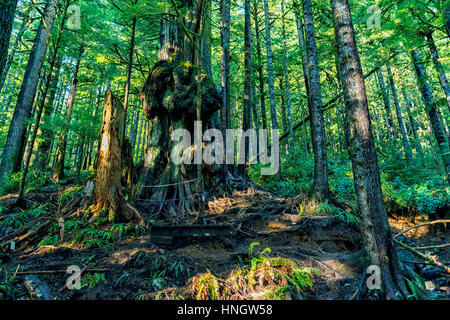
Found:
[0,186,448,300]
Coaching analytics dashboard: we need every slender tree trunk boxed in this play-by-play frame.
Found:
[0,0,58,182]
[263,0,279,133]
[220,0,231,178]
[386,64,413,161]
[281,0,294,150]
[0,0,18,79]
[52,45,84,182]
[241,0,252,177]
[402,87,425,165]
[33,55,63,171]
[302,0,329,199]
[411,49,450,185]
[0,5,31,94]
[332,0,409,299]
[445,6,450,39]
[123,0,138,138]
[376,68,397,141]
[279,79,288,134]
[253,6,267,130]
[425,31,450,112]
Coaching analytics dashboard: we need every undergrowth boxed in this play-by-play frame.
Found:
[191,243,319,300]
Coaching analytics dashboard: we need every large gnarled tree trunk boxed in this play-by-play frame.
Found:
[135,0,223,218]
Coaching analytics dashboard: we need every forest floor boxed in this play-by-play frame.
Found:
[0,186,449,300]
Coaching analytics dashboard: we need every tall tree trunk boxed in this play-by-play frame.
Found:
[220,0,231,178]
[123,0,138,138]
[241,0,252,177]
[445,6,450,39]
[302,0,329,199]
[386,64,413,161]
[0,0,58,182]
[294,5,312,153]
[411,49,450,185]
[332,0,409,299]
[52,45,84,182]
[263,0,279,134]
[281,0,294,150]
[425,31,450,112]
[253,5,267,130]
[263,0,280,176]
[0,0,18,79]
[376,68,397,141]
[136,0,223,215]
[32,55,63,172]
[0,4,31,94]
[402,87,425,166]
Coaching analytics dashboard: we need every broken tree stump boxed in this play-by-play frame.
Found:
[93,90,144,226]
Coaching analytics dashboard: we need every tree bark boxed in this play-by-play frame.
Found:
[0,0,18,79]
[445,6,450,39]
[376,68,397,141]
[281,0,294,150]
[241,0,252,177]
[402,87,425,166]
[411,49,450,185]
[302,0,329,199]
[332,0,409,299]
[33,55,63,172]
[136,0,223,216]
[93,90,145,225]
[0,0,58,182]
[0,4,31,94]
[253,4,267,130]
[263,0,279,133]
[386,64,413,161]
[123,0,138,139]
[425,31,450,112]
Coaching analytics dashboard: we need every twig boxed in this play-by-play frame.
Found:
[401,260,450,266]
[394,219,450,239]
[394,239,450,274]
[13,269,110,276]
[412,243,450,251]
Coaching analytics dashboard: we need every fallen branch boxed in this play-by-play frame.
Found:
[394,219,450,239]
[394,239,450,274]
[12,269,110,276]
[412,243,450,251]
[401,260,450,266]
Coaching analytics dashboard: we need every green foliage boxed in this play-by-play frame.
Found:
[382,175,448,216]
[193,273,220,300]
[0,205,47,229]
[79,273,107,289]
